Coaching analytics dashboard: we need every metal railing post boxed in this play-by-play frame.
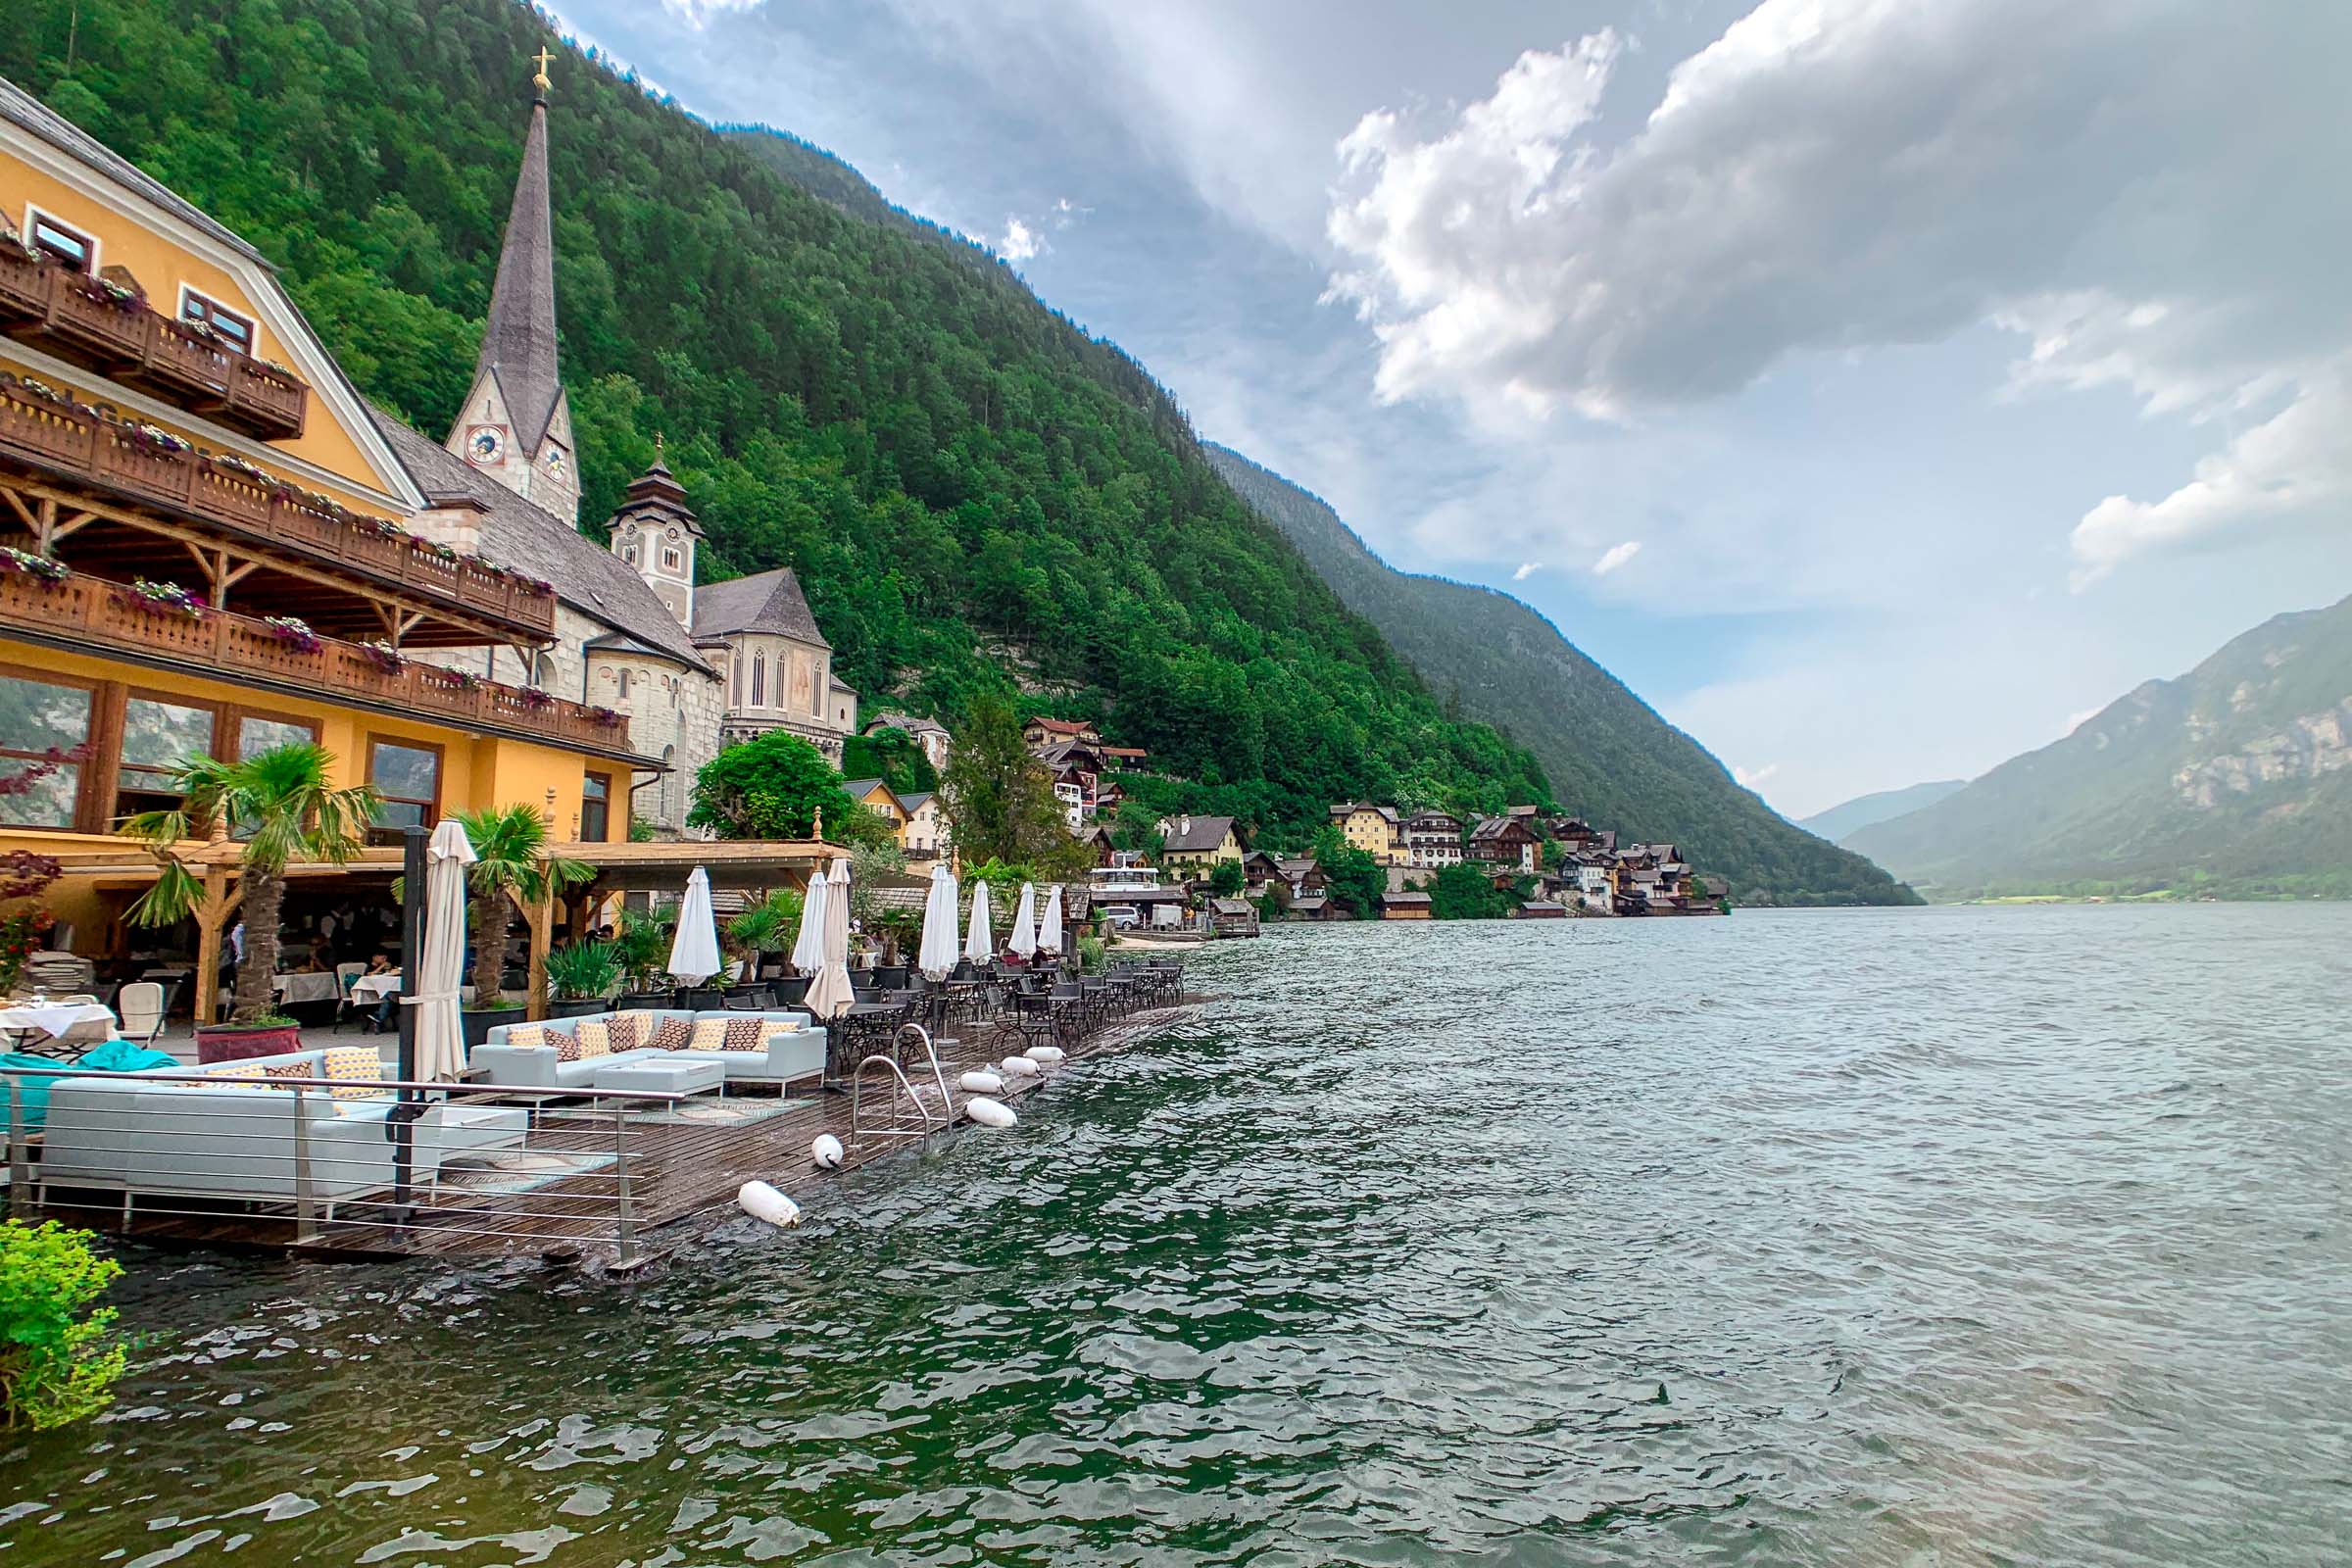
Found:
[612,1110,637,1269]
[290,1084,318,1245]
[7,1074,30,1218]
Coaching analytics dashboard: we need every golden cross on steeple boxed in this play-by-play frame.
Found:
[531,46,555,93]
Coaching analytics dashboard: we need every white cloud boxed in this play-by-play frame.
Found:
[1511,561,1542,580]
[998,217,1045,263]
[658,0,766,26]
[1592,540,1641,575]
[1734,762,1779,789]
[1325,0,2352,572]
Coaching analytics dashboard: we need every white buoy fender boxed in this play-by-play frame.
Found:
[737,1180,801,1228]
[1024,1045,1065,1064]
[810,1134,844,1170]
[958,1070,1004,1094]
[1000,1055,1042,1078]
[966,1097,1017,1129]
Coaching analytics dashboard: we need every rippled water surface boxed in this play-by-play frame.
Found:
[4,905,2347,1565]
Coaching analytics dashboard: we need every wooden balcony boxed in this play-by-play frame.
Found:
[0,379,556,641]
[0,245,309,440]
[0,568,631,756]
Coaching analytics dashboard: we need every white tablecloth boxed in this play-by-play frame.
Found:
[270,971,343,1004]
[351,973,402,1001]
[0,1002,116,1039]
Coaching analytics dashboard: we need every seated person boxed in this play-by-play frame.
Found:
[305,935,335,973]
[364,953,400,1032]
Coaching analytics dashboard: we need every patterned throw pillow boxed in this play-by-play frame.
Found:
[572,1019,611,1059]
[504,1024,551,1052]
[764,1018,802,1035]
[720,1016,769,1053]
[550,1029,582,1063]
[609,1011,650,1053]
[689,1018,731,1053]
[644,1015,693,1054]
[262,1059,313,1088]
[321,1045,385,1100]
[206,1060,270,1086]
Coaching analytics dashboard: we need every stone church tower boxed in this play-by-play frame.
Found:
[443,55,580,523]
[605,441,704,626]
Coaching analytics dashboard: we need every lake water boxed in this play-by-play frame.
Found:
[3,905,2346,1565]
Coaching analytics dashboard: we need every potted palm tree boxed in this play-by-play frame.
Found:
[455,804,593,1049]
[122,743,378,1062]
[723,887,803,993]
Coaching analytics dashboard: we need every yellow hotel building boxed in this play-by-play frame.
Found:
[0,76,645,1013]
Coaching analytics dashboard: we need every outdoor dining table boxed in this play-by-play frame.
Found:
[350,973,404,1002]
[0,1001,118,1058]
[271,971,343,1005]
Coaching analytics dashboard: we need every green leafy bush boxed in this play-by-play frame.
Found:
[0,1221,127,1430]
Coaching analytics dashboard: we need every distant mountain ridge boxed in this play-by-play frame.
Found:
[1203,445,1918,906]
[1846,593,2352,899]
[1797,780,1969,844]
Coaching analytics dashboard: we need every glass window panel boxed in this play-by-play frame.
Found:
[121,699,215,772]
[375,799,427,828]
[6,764,78,828]
[239,717,315,759]
[369,742,439,801]
[0,675,92,754]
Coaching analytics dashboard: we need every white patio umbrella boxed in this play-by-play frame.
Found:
[804,857,857,1019]
[963,880,994,965]
[1037,883,1064,957]
[411,817,475,1082]
[667,865,723,983]
[790,869,829,973]
[1007,882,1038,960]
[917,863,960,980]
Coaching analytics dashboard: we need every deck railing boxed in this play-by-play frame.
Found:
[0,569,626,752]
[0,246,309,438]
[0,378,556,638]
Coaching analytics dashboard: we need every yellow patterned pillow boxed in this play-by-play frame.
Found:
[320,1045,385,1100]
[762,1018,802,1036]
[610,1011,652,1053]
[689,1018,731,1052]
[504,1024,551,1051]
[572,1019,611,1058]
[205,1060,270,1086]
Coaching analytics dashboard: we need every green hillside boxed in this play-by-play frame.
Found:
[1205,447,1917,905]
[0,0,1547,831]
[1796,780,1969,845]
[1846,594,2352,899]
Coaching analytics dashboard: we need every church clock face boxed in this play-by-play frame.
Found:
[543,443,567,478]
[466,424,507,466]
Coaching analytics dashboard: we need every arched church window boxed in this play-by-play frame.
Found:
[752,652,765,707]
[618,669,631,700]
[661,745,678,825]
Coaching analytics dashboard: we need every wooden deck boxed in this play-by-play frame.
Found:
[25,1000,1203,1269]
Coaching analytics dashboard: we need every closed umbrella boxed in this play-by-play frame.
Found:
[790,869,828,973]
[1007,882,1037,960]
[413,817,475,1082]
[964,880,994,965]
[668,865,723,983]
[1037,883,1064,957]
[804,857,856,1019]
[917,863,960,979]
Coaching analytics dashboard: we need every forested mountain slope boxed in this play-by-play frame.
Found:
[1206,447,1918,905]
[1797,781,1969,845]
[1,0,1547,829]
[1847,594,2352,899]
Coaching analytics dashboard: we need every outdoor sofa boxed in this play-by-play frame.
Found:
[471,1008,824,1092]
[35,1044,528,1216]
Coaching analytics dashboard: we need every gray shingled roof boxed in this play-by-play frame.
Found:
[472,96,564,457]
[370,411,710,672]
[689,567,830,648]
[0,76,269,267]
[1161,815,1237,854]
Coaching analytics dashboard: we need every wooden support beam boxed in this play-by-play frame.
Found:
[189,867,244,1031]
[0,486,39,533]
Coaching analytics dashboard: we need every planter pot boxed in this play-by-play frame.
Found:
[461,1005,526,1050]
[195,1022,302,1063]
[774,976,810,1008]
[546,997,608,1020]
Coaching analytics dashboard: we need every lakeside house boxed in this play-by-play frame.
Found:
[1330,802,1402,864]
[1468,814,1542,875]
[1379,890,1433,920]
[1399,809,1465,869]
[1158,813,1245,873]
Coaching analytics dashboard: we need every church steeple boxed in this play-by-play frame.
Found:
[605,434,705,628]
[444,47,578,522]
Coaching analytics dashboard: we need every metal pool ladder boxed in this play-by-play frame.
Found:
[849,1022,956,1153]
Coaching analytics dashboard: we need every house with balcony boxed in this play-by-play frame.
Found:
[1329,802,1401,864]
[1157,814,1245,875]
[1399,809,1464,869]
[1467,814,1543,876]
[0,73,652,1017]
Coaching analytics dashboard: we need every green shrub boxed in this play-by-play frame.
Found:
[1077,935,1105,974]
[0,1221,127,1430]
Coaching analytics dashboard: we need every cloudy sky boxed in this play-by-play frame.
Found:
[552,0,2348,818]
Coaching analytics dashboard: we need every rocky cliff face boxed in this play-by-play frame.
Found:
[1847,593,2352,898]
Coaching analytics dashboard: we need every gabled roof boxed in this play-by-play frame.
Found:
[1380,890,1433,906]
[1161,815,1238,853]
[471,94,564,456]
[1331,801,1399,823]
[1027,716,1094,736]
[839,777,892,802]
[0,76,268,267]
[1470,814,1537,842]
[371,412,710,671]
[690,567,830,647]
[864,710,949,736]
[897,791,934,812]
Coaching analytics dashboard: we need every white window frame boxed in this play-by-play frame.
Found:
[24,205,98,273]
[174,282,258,356]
